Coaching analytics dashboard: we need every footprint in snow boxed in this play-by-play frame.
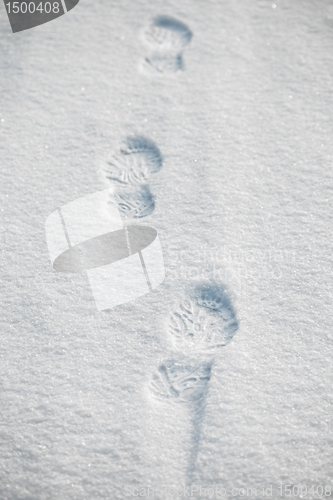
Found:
[113,184,155,220]
[148,282,238,484]
[141,15,192,75]
[103,135,163,220]
[149,358,212,405]
[103,135,163,186]
[168,281,239,354]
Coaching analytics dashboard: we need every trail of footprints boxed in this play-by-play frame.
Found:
[103,135,162,220]
[149,282,239,406]
[100,14,237,482]
[141,15,192,75]
[102,136,239,409]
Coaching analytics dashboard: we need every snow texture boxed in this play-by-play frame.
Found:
[0,0,333,498]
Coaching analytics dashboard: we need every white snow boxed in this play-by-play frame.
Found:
[0,0,332,498]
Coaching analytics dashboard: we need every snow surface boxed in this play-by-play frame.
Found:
[0,0,333,498]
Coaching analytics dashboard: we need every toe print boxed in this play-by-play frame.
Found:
[169,282,239,353]
[143,16,192,52]
[103,136,163,186]
[141,16,192,75]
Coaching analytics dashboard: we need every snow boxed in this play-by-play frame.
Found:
[0,0,332,498]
